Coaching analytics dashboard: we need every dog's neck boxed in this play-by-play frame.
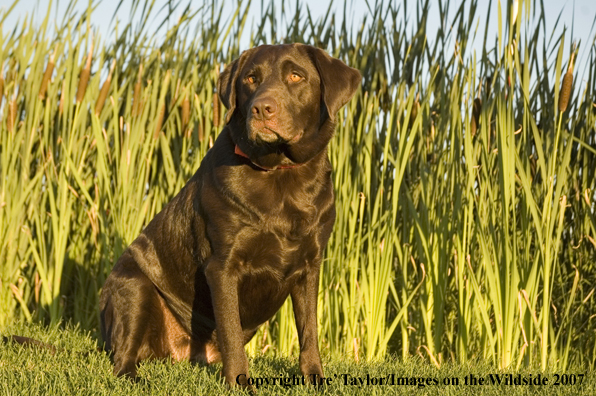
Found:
[234,145,302,171]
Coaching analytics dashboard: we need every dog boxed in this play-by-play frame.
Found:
[99,43,361,387]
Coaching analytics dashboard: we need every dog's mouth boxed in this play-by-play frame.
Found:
[234,134,303,170]
[248,119,301,145]
[256,126,281,143]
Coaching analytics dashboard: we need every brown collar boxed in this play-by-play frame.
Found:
[234,145,302,171]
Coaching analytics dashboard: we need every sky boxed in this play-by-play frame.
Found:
[1,0,595,76]
[2,0,595,44]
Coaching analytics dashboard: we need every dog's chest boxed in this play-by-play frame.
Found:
[227,206,320,328]
[204,164,333,274]
[239,202,319,266]
[261,199,318,237]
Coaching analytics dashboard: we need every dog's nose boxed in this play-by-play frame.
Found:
[251,97,277,120]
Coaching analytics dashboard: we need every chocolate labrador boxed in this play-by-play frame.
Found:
[99,43,361,387]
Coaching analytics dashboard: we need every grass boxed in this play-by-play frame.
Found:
[1,0,596,378]
[2,322,595,395]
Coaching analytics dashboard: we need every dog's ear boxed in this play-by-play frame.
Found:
[218,48,257,123]
[307,46,361,119]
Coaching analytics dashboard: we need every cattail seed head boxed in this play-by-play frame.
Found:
[471,98,482,136]
[39,49,56,99]
[198,118,204,142]
[59,80,66,115]
[558,72,573,112]
[154,103,165,139]
[558,52,575,113]
[7,95,17,132]
[410,101,419,123]
[181,92,190,133]
[408,93,420,126]
[95,59,115,115]
[76,42,93,103]
[76,68,90,103]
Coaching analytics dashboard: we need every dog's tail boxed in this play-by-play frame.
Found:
[2,335,104,356]
[2,335,59,354]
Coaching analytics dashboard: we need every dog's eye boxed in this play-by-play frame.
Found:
[246,75,256,84]
[289,73,302,83]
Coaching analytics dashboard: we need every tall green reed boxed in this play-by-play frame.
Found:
[1,0,595,370]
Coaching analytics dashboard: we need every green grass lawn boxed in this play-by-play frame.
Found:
[1,322,593,395]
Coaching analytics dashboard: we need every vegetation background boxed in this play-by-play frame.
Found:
[1,0,595,389]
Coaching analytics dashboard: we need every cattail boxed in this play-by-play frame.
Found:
[558,50,575,113]
[471,98,482,136]
[198,119,204,142]
[484,74,493,98]
[7,93,17,132]
[212,91,220,127]
[430,120,436,141]
[0,72,4,110]
[132,64,143,117]
[39,47,56,99]
[76,40,93,103]
[181,91,190,133]
[59,80,66,115]
[408,93,419,126]
[154,103,165,139]
[95,59,115,115]
[410,101,418,122]
[7,73,19,131]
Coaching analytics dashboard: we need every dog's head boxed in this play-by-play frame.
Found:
[218,43,361,170]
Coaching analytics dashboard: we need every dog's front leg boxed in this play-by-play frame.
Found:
[291,266,324,384]
[205,259,249,387]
